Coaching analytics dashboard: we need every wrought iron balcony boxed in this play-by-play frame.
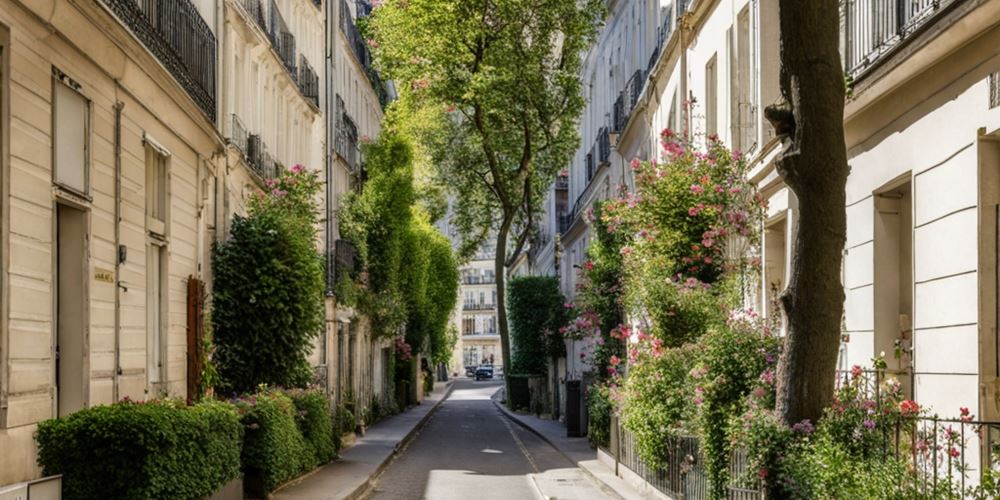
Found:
[334,239,359,279]
[597,127,611,166]
[268,0,297,77]
[554,175,569,191]
[340,0,392,108]
[462,276,497,285]
[843,0,965,81]
[612,93,626,134]
[239,0,268,33]
[334,96,361,171]
[585,149,595,183]
[230,114,248,155]
[101,0,216,120]
[463,303,497,311]
[246,134,278,180]
[627,69,644,111]
[298,56,320,107]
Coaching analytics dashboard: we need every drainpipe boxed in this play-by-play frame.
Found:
[113,99,125,402]
[679,6,690,142]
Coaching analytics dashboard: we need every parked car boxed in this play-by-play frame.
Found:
[475,365,494,381]
[465,366,476,377]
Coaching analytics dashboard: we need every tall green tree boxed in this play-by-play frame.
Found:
[368,0,602,394]
[765,0,849,427]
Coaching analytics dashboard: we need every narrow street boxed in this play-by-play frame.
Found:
[365,380,611,500]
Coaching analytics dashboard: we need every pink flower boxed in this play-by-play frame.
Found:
[290,164,304,174]
[960,407,973,422]
[949,447,960,458]
[850,365,863,379]
[367,39,379,48]
[899,400,920,417]
[630,157,641,170]
[609,355,621,366]
[690,184,704,194]
[620,246,633,256]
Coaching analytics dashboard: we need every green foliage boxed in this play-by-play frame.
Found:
[212,167,325,394]
[36,399,242,499]
[619,344,701,467]
[286,389,337,464]
[338,132,459,366]
[587,383,614,449]
[507,276,567,375]
[235,388,334,494]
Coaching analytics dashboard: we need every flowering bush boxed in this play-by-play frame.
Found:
[213,166,325,394]
[618,343,702,468]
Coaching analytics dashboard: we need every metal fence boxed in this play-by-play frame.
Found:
[102,0,216,120]
[609,422,761,499]
[843,0,963,80]
[298,56,320,106]
[230,114,248,155]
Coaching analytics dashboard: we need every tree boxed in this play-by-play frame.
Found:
[507,276,566,375]
[766,0,849,427]
[368,0,602,396]
[212,167,325,394]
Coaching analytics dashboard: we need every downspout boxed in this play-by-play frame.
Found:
[679,7,690,142]
[113,98,125,402]
[326,0,338,407]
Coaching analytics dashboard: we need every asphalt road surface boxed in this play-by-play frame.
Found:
[364,379,611,500]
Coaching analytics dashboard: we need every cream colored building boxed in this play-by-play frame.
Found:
[452,256,502,375]
[0,0,223,488]
[535,0,1000,482]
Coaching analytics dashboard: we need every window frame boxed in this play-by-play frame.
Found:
[51,69,91,198]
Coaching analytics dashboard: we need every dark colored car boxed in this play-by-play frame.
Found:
[465,366,476,377]
[475,365,494,381]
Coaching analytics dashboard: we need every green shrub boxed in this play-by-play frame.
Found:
[587,383,614,449]
[36,399,241,499]
[287,388,337,464]
[508,276,567,375]
[235,390,313,495]
[212,166,325,394]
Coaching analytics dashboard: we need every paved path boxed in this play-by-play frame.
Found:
[273,382,453,500]
[365,379,610,500]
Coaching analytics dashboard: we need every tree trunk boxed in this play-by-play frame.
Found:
[495,216,514,401]
[771,0,849,427]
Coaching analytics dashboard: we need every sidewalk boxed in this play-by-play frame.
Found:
[492,394,661,500]
[273,381,455,500]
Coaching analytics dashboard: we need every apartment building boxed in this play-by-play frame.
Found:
[0,0,222,487]
[534,0,1000,475]
[452,259,501,375]
[326,0,393,417]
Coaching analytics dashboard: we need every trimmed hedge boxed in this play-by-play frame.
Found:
[236,388,336,495]
[36,399,242,500]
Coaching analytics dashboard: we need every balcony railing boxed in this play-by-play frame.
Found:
[612,93,626,134]
[557,211,572,234]
[230,114,248,155]
[463,303,496,311]
[246,134,279,180]
[268,0,297,77]
[102,0,216,120]
[239,0,269,33]
[462,276,497,285]
[555,175,569,191]
[597,127,611,165]
[335,96,361,172]
[298,56,320,107]
[627,69,644,111]
[340,0,392,108]
[463,331,498,337]
[843,0,964,80]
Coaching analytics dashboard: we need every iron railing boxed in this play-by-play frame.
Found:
[340,0,391,108]
[597,127,611,165]
[335,96,361,172]
[230,114,248,155]
[298,56,320,106]
[102,0,216,120]
[557,211,572,234]
[585,149,595,183]
[627,69,644,111]
[246,134,278,180]
[461,276,497,285]
[239,0,269,32]
[334,239,359,279]
[268,0,296,77]
[462,303,496,311]
[612,93,627,133]
[555,175,569,191]
[843,0,963,80]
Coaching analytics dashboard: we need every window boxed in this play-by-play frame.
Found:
[147,242,167,385]
[732,8,756,153]
[705,54,718,138]
[53,74,89,194]
[873,180,912,396]
[145,143,168,235]
[144,142,169,387]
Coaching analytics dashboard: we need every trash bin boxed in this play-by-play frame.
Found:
[566,380,582,437]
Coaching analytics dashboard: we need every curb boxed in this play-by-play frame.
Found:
[492,399,626,500]
[346,380,456,500]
